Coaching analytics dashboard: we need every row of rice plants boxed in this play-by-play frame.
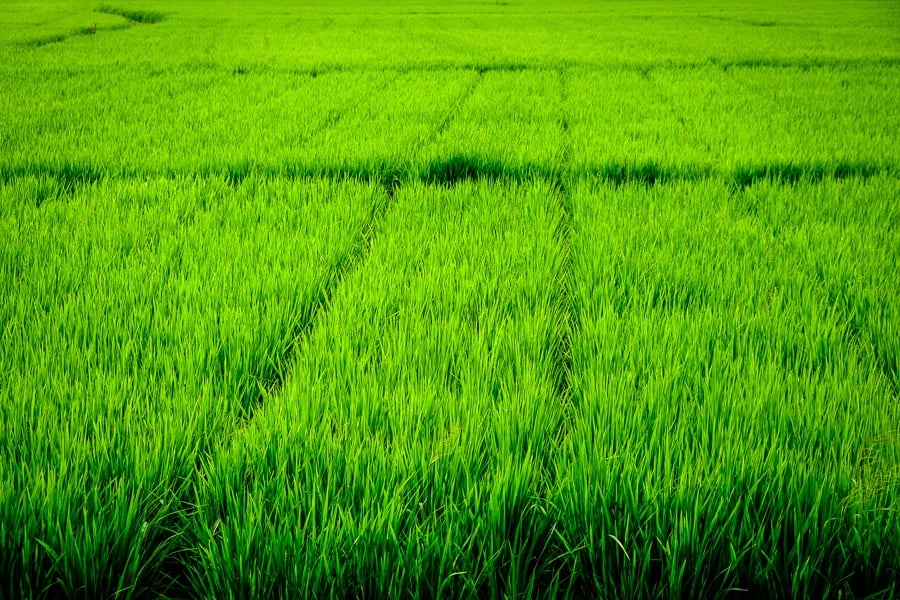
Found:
[185,179,570,598]
[655,64,900,178]
[5,64,894,184]
[554,177,899,597]
[0,176,383,598]
[292,70,477,179]
[6,0,898,73]
[741,178,899,412]
[0,69,390,178]
[565,64,900,181]
[419,69,564,180]
[564,68,711,180]
[0,67,480,180]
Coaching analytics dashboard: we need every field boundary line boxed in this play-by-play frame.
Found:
[237,184,396,422]
[19,55,892,74]
[2,162,897,208]
[413,69,483,155]
[553,66,575,453]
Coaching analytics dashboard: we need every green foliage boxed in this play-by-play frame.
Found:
[95,5,165,24]
[0,0,898,598]
[0,177,383,598]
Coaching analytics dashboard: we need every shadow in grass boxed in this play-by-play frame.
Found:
[422,155,507,185]
[718,56,900,72]
[21,32,72,48]
[573,161,711,185]
[731,161,883,188]
[699,15,779,27]
[1,164,107,205]
[95,5,166,24]
[418,155,554,186]
[2,159,894,199]
[745,19,778,27]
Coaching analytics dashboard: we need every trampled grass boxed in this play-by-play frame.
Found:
[1,0,898,598]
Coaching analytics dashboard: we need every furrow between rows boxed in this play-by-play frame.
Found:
[0,176,386,599]
[237,177,395,421]
[3,162,895,206]
[552,66,575,458]
[184,179,569,597]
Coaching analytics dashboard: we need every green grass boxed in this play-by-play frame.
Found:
[190,179,568,598]
[94,5,166,24]
[0,0,898,598]
[0,176,384,598]
[563,177,900,597]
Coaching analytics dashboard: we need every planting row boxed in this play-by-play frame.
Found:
[0,176,384,598]
[564,176,899,596]
[2,66,898,182]
[5,0,899,72]
[2,176,897,597]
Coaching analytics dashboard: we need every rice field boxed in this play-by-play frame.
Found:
[1,0,899,598]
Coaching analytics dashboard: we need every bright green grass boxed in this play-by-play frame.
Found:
[0,176,384,598]
[1,0,898,598]
[191,179,568,598]
[2,64,896,182]
[562,177,899,598]
[3,0,899,69]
